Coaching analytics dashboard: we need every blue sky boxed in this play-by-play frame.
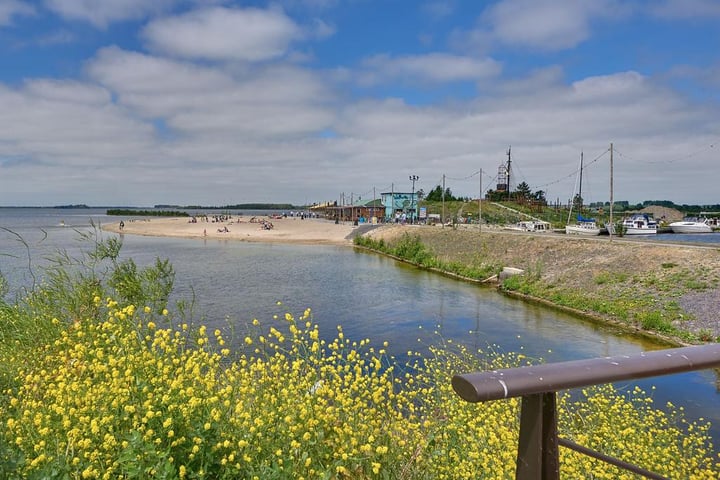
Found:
[0,0,718,207]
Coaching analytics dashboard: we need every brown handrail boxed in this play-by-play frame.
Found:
[452,343,720,479]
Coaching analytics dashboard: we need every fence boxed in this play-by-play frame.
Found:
[452,343,720,479]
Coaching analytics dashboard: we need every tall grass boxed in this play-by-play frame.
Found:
[354,233,498,281]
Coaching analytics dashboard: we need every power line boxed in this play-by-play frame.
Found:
[614,139,718,165]
[529,148,610,191]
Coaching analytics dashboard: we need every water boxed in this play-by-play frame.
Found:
[654,232,720,244]
[2,207,720,447]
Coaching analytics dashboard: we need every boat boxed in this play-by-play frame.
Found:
[505,220,551,233]
[565,152,601,236]
[621,213,658,235]
[566,214,601,236]
[669,217,713,234]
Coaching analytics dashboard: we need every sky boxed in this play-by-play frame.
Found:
[0,0,718,208]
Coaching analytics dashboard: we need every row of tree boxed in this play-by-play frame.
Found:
[588,200,720,213]
[420,182,547,204]
[421,185,469,202]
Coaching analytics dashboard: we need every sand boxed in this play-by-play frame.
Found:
[102,215,360,246]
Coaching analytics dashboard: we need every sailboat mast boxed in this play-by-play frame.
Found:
[567,152,583,225]
[578,151,583,208]
[609,143,614,241]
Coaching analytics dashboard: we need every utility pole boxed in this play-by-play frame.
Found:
[479,168,482,233]
[391,183,394,222]
[409,175,419,224]
[442,174,446,228]
[506,146,512,200]
[609,143,614,242]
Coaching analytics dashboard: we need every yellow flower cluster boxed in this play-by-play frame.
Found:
[1,299,717,478]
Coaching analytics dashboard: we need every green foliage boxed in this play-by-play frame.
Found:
[424,185,457,202]
[0,227,175,394]
[506,281,698,340]
[355,234,499,280]
[109,258,174,315]
[594,271,629,285]
[392,234,435,265]
[638,310,676,333]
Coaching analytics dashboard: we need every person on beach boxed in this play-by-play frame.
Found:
[119,220,124,230]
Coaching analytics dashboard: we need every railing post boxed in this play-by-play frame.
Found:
[516,392,559,480]
[453,344,720,478]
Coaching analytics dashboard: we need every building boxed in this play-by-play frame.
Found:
[381,191,418,222]
[310,199,384,223]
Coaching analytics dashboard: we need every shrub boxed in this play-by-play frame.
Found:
[1,300,717,479]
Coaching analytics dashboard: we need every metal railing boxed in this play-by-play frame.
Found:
[452,343,720,480]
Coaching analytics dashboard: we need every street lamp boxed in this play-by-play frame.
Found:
[409,175,419,224]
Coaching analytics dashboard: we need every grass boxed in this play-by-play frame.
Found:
[354,233,499,281]
[1,234,719,478]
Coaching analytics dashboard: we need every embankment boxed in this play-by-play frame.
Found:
[359,224,720,346]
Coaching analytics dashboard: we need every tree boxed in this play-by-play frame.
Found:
[572,193,583,210]
[425,185,456,202]
[514,182,532,200]
[533,190,547,205]
[425,186,443,202]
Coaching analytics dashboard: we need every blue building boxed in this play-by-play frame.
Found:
[381,191,417,222]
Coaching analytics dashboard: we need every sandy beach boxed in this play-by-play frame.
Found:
[102,215,360,246]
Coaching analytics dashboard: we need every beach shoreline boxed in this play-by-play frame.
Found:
[102,215,360,246]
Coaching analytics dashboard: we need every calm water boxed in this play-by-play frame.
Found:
[2,208,720,446]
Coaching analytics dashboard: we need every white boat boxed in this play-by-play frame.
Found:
[565,214,601,236]
[564,152,600,236]
[621,213,658,235]
[669,217,712,234]
[505,220,551,233]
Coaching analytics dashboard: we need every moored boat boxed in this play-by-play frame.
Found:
[565,214,601,236]
[669,217,713,234]
[621,213,658,235]
[504,220,551,233]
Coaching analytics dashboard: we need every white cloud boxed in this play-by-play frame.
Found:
[0,81,155,170]
[358,53,501,85]
[87,46,236,97]
[0,0,35,26]
[421,1,455,19]
[308,17,335,39]
[24,78,112,104]
[651,0,720,18]
[141,6,302,62]
[44,0,174,27]
[86,46,334,141]
[481,0,623,51]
